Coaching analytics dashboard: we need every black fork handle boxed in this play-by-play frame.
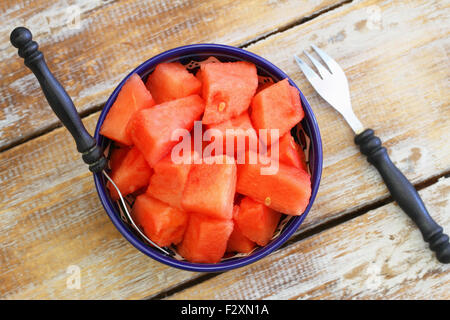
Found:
[10,27,106,173]
[355,129,450,263]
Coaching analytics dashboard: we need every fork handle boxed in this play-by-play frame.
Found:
[10,27,107,173]
[355,129,450,263]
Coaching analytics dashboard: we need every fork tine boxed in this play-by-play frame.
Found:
[311,44,344,75]
[303,50,331,79]
[294,54,322,85]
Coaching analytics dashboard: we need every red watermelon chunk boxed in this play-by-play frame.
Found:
[195,69,203,84]
[107,146,152,201]
[201,61,258,125]
[128,95,205,167]
[251,78,304,146]
[146,62,202,104]
[236,151,311,216]
[269,133,307,171]
[226,205,256,253]
[182,155,237,220]
[178,213,233,263]
[132,194,188,247]
[146,152,198,210]
[194,56,220,89]
[108,146,130,172]
[206,111,258,158]
[100,74,155,145]
[290,85,303,112]
[235,197,281,246]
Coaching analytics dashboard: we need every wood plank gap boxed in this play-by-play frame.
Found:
[282,170,450,248]
[163,177,450,300]
[147,168,450,300]
[147,272,221,300]
[1,0,350,154]
[239,0,353,48]
[0,102,105,154]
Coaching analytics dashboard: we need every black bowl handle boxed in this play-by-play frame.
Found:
[355,129,450,263]
[10,27,106,173]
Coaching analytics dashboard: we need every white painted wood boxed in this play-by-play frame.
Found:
[167,177,450,300]
[247,0,450,232]
[0,0,342,149]
[0,0,448,299]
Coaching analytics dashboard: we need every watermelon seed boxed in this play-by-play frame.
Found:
[218,102,226,112]
[265,197,271,206]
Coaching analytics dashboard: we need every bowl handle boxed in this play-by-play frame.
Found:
[10,27,107,173]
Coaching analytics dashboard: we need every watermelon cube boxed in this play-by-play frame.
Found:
[206,111,258,158]
[100,74,155,145]
[177,213,234,263]
[146,152,198,210]
[269,133,307,171]
[128,94,205,167]
[194,56,220,88]
[108,145,130,172]
[201,61,258,124]
[235,197,281,246]
[182,155,237,220]
[132,194,188,247]
[236,151,311,215]
[290,85,303,112]
[226,205,256,253]
[251,78,304,145]
[107,146,152,201]
[195,69,203,84]
[146,62,202,104]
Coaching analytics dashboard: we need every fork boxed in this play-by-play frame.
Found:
[295,45,450,263]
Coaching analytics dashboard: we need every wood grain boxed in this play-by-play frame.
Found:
[1,0,449,299]
[0,0,342,150]
[0,113,200,299]
[168,177,450,300]
[247,0,450,232]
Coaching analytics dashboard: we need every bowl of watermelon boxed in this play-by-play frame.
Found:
[93,44,322,272]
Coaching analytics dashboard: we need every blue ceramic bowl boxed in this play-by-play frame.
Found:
[93,44,322,272]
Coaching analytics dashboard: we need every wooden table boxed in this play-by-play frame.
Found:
[1,0,449,300]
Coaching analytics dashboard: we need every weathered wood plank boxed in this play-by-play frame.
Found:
[0,113,200,299]
[1,0,449,299]
[246,0,450,231]
[0,0,342,150]
[167,177,450,300]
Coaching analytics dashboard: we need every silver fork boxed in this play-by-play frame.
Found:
[295,45,450,264]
